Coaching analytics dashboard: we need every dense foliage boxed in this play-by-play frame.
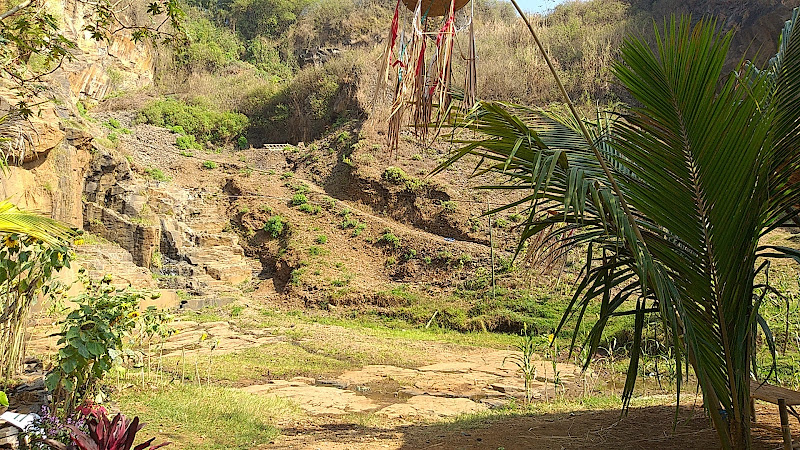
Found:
[137,98,248,145]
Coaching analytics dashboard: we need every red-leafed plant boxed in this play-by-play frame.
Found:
[63,412,170,450]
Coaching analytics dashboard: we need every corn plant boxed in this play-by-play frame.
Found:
[503,324,537,403]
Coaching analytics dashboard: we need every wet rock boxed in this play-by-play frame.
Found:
[315,379,349,390]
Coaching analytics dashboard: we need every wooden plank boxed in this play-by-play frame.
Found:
[751,380,800,406]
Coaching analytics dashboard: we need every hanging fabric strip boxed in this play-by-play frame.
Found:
[412,1,431,141]
[435,0,456,115]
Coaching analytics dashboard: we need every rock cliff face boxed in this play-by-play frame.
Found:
[0,0,155,226]
[0,112,92,227]
[634,0,800,67]
[50,0,155,101]
[82,152,160,267]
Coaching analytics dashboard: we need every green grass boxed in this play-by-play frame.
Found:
[425,393,688,434]
[171,342,349,384]
[253,308,520,353]
[185,308,228,323]
[116,384,298,449]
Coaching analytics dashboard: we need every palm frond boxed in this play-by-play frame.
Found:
[0,200,75,244]
[437,12,800,448]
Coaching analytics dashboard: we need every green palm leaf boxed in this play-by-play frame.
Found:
[0,200,75,244]
[438,12,800,448]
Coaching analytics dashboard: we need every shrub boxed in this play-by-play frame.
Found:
[340,217,359,229]
[138,98,248,145]
[167,125,186,134]
[440,200,457,212]
[177,14,244,72]
[322,196,336,209]
[315,234,327,244]
[353,223,366,237]
[45,278,165,414]
[379,230,400,249]
[291,193,308,206]
[308,246,326,256]
[176,134,202,150]
[144,167,171,182]
[404,177,427,192]
[290,268,304,286]
[382,166,426,191]
[237,136,248,149]
[382,166,409,184]
[246,37,292,79]
[336,131,351,145]
[0,235,72,380]
[457,253,472,267]
[179,150,194,157]
[264,215,286,238]
[288,182,310,194]
[202,160,218,169]
[298,203,320,214]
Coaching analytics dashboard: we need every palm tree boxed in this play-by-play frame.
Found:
[435,14,800,448]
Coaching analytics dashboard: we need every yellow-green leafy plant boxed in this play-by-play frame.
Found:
[45,276,161,415]
[0,211,74,381]
[503,324,537,403]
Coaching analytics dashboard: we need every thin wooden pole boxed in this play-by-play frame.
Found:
[488,199,495,300]
[779,398,792,450]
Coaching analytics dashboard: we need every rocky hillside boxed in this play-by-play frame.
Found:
[1,0,799,331]
[633,0,800,68]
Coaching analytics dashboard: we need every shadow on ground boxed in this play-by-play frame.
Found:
[279,404,797,449]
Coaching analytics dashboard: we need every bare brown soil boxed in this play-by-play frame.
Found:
[276,403,798,449]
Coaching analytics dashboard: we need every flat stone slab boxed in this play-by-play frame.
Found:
[243,383,379,415]
[338,365,419,385]
[159,321,280,357]
[376,395,488,419]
